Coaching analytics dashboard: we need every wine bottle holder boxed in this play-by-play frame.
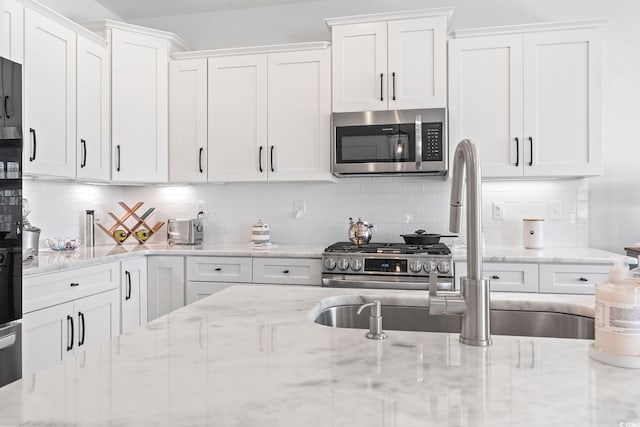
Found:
[97,202,165,245]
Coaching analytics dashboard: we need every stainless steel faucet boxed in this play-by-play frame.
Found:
[429,139,491,346]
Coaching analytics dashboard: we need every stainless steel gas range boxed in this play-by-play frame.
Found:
[321,242,454,291]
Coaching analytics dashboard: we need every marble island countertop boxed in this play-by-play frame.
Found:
[23,242,633,276]
[0,285,638,426]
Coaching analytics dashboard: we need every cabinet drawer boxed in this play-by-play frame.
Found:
[186,257,252,283]
[186,281,234,305]
[455,262,538,292]
[539,264,608,294]
[252,258,321,286]
[24,262,119,314]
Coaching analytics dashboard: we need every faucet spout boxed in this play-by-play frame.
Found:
[429,139,491,346]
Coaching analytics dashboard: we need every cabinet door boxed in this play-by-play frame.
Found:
[169,59,208,183]
[208,54,267,182]
[74,289,119,351]
[267,49,331,181]
[1,0,23,63]
[23,8,76,177]
[111,29,168,182]
[147,256,185,321]
[22,301,74,376]
[539,263,607,294]
[523,28,602,177]
[388,16,447,110]
[331,22,387,112]
[121,257,148,334]
[186,281,233,305]
[448,34,524,177]
[76,36,110,181]
[1,55,22,129]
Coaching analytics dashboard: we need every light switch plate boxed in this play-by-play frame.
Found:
[492,202,504,221]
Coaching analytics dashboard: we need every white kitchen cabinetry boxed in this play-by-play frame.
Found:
[1,0,23,63]
[253,258,321,286]
[22,262,120,375]
[539,264,608,294]
[449,21,603,178]
[23,7,76,177]
[455,262,539,292]
[203,43,332,182]
[147,256,185,321]
[327,9,450,113]
[169,58,208,183]
[185,256,251,303]
[76,35,110,181]
[120,257,148,334]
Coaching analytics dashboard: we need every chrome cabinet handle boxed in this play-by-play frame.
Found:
[199,147,204,173]
[270,145,275,173]
[29,128,36,162]
[392,72,396,101]
[258,146,263,173]
[80,139,87,168]
[515,137,519,167]
[528,137,533,166]
[415,115,422,170]
[116,145,121,172]
[380,73,384,101]
[67,315,74,351]
[78,312,86,346]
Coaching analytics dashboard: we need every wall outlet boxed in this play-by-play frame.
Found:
[293,200,306,218]
[196,200,208,218]
[548,201,562,221]
[492,202,505,221]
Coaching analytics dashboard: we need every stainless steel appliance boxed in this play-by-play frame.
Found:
[0,56,22,387]
[332,108,447,176]
[321,242,453,291]
[167,217,204,245]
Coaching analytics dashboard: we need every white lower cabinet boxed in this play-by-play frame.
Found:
[186,281,234,304]
[455,261,609,294]
[120,257,148,334]
[22,289,119,376]
[253,258,321,286]
[147,256,185,321]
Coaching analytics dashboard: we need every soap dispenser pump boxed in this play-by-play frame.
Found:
[590,259,640,368]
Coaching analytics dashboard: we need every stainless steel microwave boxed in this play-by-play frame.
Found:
[332,108,447,176]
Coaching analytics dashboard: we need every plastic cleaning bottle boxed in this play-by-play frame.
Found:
[590,259,640,368]
[629,256,640,285]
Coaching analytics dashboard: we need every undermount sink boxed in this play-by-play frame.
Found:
[314,305,594,340]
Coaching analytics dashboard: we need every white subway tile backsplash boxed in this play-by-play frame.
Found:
[23,177,589,248]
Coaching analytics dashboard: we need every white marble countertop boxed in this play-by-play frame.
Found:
[1,285,638,426]
[24,242,633,277]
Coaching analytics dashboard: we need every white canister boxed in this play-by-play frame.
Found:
[522,219,544,249]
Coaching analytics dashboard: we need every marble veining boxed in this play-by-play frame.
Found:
[0,285,637,426]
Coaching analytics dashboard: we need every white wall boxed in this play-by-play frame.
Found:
[34,0,122,21]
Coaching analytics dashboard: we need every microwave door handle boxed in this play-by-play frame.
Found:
[415,115,422,170]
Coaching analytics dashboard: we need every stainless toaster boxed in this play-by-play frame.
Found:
[167,218,203,245]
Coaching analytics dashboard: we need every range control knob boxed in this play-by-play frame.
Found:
[196,224,203,232]
[337,258,350,271]
[423,260,437,273]
[437,260,451,274]
[409,259,423,273]
[324,258,336,271]
[349,258,363,271]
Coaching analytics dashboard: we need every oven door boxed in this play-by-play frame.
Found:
[322,274,453,291]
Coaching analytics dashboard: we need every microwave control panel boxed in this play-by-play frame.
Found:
[423,122,443,161]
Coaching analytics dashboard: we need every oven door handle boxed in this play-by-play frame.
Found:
[0,333,16,350]
[415,114,422,170]
[322,277,452,291]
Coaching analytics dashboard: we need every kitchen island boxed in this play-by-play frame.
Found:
[0,285,638,426]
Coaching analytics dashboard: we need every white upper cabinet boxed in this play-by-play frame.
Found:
[23,8,76,178]
[208,53,267,182]
[202,43,332,183]
[267,49,331,181]
[110,29,169,182]
[449,21,603,178]
[1,0,23,63]
[169,58,208,183]
[76,36,110,181]
[327,9,450,113]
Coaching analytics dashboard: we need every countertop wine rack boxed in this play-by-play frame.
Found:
[97,201,165,245]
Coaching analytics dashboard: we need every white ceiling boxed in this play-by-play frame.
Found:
[93,0,325,19]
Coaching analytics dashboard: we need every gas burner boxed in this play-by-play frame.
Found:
[324,242,451,256]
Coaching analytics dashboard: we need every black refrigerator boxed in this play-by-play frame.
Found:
[0,56,22,387]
